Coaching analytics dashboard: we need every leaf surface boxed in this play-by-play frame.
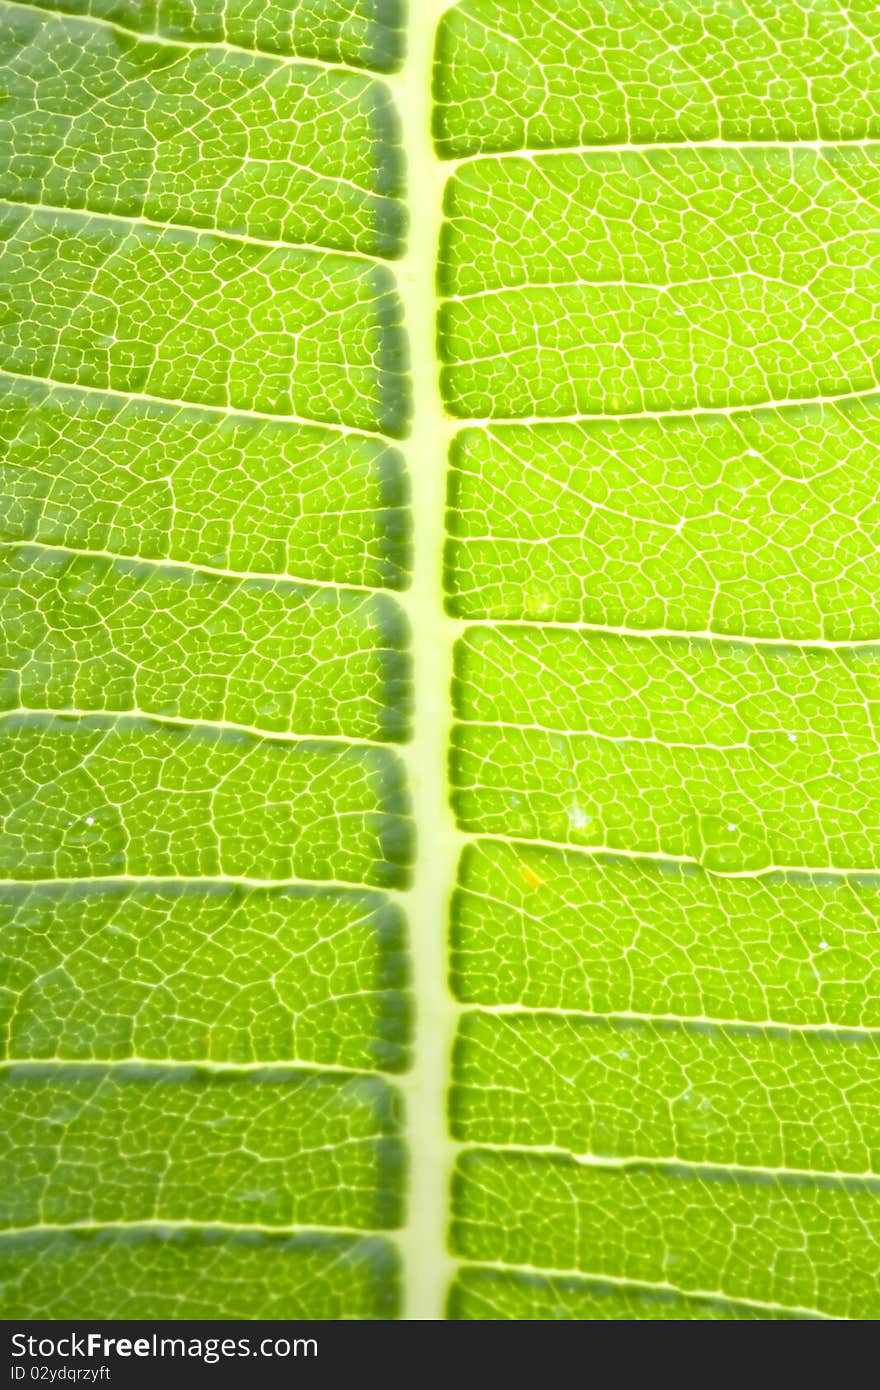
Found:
[3,0,880,1321]
[0,0,410,1319]
[440,0,880,1321]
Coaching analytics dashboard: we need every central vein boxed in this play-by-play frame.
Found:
[391,0,461,1322]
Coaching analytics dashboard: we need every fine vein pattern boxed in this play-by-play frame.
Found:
[439,0,880,1322]
[0,0,410,1321]
[4,0,880,1323]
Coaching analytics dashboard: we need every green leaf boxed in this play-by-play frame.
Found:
[0,0,412,1320]
[433,0,880,154]
[3,0,880,1322]
[440,0,880,1323]
[1,885,408,1070]
[17,0,406,71]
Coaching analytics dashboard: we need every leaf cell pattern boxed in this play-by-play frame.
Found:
[441,0,880,1321]
[0,0,410,1319]
[4,0,880,1322]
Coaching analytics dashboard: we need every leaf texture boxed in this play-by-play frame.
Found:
[4,0,880,1322]
[0,0,411,1319]
[439,0,880,1321]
